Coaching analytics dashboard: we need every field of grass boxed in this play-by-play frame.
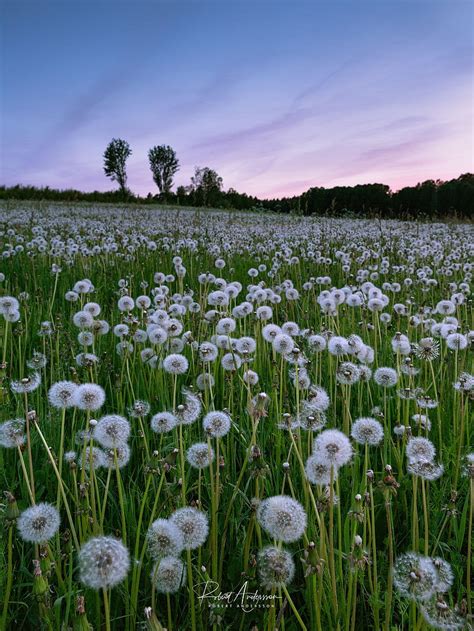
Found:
[0,202,472,631]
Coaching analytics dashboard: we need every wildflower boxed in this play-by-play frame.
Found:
[162,353,188,375]
[26,352,47,370]
[73,310,94,329]
[243,369,259,386]
[258,546,295,589]
[10,372,41,394]
[150,556,185,593]
[308,334,327,352]
[81,447,106,471]
[151,411,177,433]
[99,439,131,466]
[313,429,353,468]
[446,333,467,351]
[336,362,360,385]
[186,442,215,468]
[305,455,336,485]
[128,400,151,418]
[373,367,398,388]
[419,597,465,630]
[17,503,60,543]
[262,324,282,342]
[412,414,431,431]
[93,415,130,449]
[328,336,349,356]
[73,384,106,411]
[196,373,215,391]
[407,459,444,481]
[406,437,436,463]
[175,389,201,425]
[147,519,184,559]
[453,372,474,393]
[351,417,384,446]
[307,385,330,411]
[48,381,78,409]
[78,536,130,589]
[393,552,437,601]
[415,337,440,361]
[273,333,294,355]
[203,411,231,438]
[0,418,26,448]
[257,495,307,542]
[117,296,135,312]
[198,341,218,362]
[221,352,242,371]
[170,508,209,550]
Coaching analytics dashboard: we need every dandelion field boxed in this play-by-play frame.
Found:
[0,202,472,631]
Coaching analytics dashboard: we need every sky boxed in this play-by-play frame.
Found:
[1,0,473,198]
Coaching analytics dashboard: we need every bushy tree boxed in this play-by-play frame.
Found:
[148,145,180,196]
[103,138,132,198]
[190,166,223,207]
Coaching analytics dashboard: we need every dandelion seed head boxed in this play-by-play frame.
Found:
[258,546,295,590]
[313,429,353,468]
[203,410,231,438]
[170,508,209,550]
[147,519,184,559]
[257,495,307,543]
[78,536,130,589]
[393,552,437,602]
[150,556,186,593]
[186,442,215,468]
[93,415,130,449]
[17,503,60,543]
[73,383,106,411]
[351,417,384,446]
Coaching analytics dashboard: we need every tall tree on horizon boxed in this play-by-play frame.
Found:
[103,138,132,198]
[190,166,223,207]
[148,145,180,197]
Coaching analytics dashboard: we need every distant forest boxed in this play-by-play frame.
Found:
[1,174,473,220]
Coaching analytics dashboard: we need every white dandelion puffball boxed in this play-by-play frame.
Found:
[257,495,307,543]
[78,536,130,589]
[147,518,184,559]
[163,353,189,375]
[93,415,131,449]
[150,556,186,593]
[258,546,295,590]
[202,410,232,438]
[151,411,178,434]
[48,381,78,409]
[373,367,398,388]
[0,418,26,448]
[305,455,337,486]
[392,552,437,602]
[186,442,215,468]
[351,417,384,446]
[17,503,60,543]
[170,507,209,550]
[73,383,106,411]
[313,429,353,468]
[406,437,436,463]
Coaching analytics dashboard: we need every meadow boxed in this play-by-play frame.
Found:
[0,202,472,631]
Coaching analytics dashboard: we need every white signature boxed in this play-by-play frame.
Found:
[195,580,280,613]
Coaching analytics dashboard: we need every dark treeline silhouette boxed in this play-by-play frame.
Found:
[1,174,473,218]
[1,137,472,217]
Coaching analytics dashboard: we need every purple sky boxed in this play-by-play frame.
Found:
[1,0,473,198]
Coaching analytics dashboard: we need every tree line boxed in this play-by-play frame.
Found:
[1,137,472,218]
